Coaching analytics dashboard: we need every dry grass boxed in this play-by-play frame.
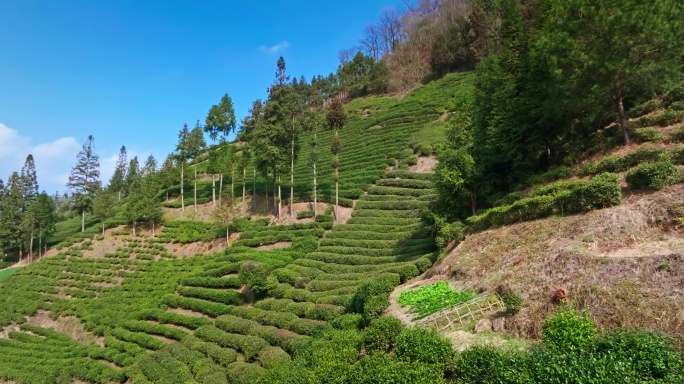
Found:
[425,184,684,346]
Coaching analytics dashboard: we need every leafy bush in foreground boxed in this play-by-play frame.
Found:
[626,161,680,190]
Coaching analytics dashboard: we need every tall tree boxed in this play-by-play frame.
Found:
[189,121,207,211]
[109,146,128,201]
[175,124,190,211]
[20,154,39,209]
[239,100,264,211]
[204,94,237,142]
[22,192,56,261]
[0,173,23,257]
[125,172,163,236]
[302,86,325,216]
[125,156,140,192]
[326,100,347,220]
[93,189,116,236]
[141,155,157,177]
[284,78,306,217]
[546,0,684,145]
[67,135,101,232]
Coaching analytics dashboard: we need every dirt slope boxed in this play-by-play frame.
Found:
[420,184,684,344]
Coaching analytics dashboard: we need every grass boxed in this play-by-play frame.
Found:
[0,268,18,279]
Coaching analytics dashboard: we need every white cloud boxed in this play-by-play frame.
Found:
[259,41,290,54]
[0,123,162,196]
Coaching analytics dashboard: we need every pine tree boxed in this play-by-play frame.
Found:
[204,94,237,142]
[176,124,190,211]
[326,99,347,220]
[109,146,128,201]
[20,154,39,210]
[142,155,157,177]
[0,173,24,257]
[22,192,56,261]
[188,121,207,211]
[125,156,140,192]
[67,135,101,232]
[125,172,163,236]
[93,190,116,236]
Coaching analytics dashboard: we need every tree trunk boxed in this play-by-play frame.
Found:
[226,225,230,246]
[242,166,246,213]
[102,222,105,236]
[313,160,317,217]
[290,134,294,217]
[181,163,185,211]
[231,169,235,206]
[39,235,42,258]
[277,176,282,219]
[252,169,256,212]
[313,129,318,216]
[29,228,34,263]
[81,210,85,232]
[133,221,136,237]
[212,174,216,208]
[152,220,155,236]
[194,166,197,212]
[219,174,223,202]
[469,191,476,216]
[118,190,121,201]
[335,180,339,222]
[617,95,630,145]
[265,174,269,212]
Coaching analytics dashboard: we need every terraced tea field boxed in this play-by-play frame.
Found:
[0,169,437,383]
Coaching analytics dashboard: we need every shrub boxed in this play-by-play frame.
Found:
[672,127,684,143]
[394,327,454,370]
[331,314,364,330]
[542,307,597,353]
[435,221,466,248]
[239,262,273,294]
[501,292,524,315]
[363,293,390,321]
[350,353,446,384]
[633,128,666,143]
[257,346,291,369]
[225,362,265,384]
[296,210,315,219]
[628,98,663,118]
[350,277,398,316]
[626,161,680,190]
[363,316,405,353]
[670,146,684,165]
[468,173,621,232]
[593,331,683,379]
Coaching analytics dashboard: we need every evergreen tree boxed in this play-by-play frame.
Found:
[67,135,101,232]
[20,154,39,209]
[0,173,23,257]
[22,192,56,261]
[125,172,163,236]
[204,93,237,142]
[239,99,264,211]
[302,86,325,216]
[93,190,116,236]
[109,145,128,200]
[125,156,140,191]
[141,155,157,177]
[326,99,347,219]
[176,124,190,211]
[546,0,684,145]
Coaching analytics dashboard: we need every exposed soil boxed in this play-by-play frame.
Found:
[164,238,229,257]
[256,241,292,251]
[166,307,210,318]
[409,156,437,174]
[418,184,684,345]
[0,310,104,346]
[334,205,354,225]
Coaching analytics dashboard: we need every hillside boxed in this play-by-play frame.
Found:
[1,67,684,382]
[0,74,460,383]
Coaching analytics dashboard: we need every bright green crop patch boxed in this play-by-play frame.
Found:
[0,268,18,279]
[398,282,473,319]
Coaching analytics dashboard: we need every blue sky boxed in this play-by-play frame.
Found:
[0,0,397,194]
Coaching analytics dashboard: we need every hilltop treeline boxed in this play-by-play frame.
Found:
[426,0,684,227]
